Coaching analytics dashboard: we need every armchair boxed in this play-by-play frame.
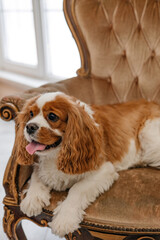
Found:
[1,0,160,239]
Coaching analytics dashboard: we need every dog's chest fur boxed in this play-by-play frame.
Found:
[36,148,84,191]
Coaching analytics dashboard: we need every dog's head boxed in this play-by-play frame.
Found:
[17,92,104,174]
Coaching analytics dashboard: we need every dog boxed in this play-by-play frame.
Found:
[17,91,160,237]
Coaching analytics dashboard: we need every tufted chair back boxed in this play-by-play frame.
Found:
[65,0,160,104]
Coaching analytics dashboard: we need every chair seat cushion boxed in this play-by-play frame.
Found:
[43,167,160,230]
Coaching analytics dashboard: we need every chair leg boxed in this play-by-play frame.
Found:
[14,221,27,240]
[65,228,102,240]
[3,205,27,240]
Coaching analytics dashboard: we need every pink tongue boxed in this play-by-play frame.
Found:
[26,142,46,155]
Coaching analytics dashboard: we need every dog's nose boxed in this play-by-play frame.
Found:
[26,123,39,135]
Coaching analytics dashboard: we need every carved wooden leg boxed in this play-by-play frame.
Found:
[3,205,27,240]
[14,221,27,240]
[65,228,102,240]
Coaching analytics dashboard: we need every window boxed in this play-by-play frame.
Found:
[0,0,80,80]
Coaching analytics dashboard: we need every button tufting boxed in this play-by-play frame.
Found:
[135,77,138,84]
[107,76,111,83]
[137,24,142,32]
[109,23,113,31]
[122,50,126,58]
[151,50,155,59]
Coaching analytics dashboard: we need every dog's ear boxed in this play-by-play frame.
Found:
[57,104,104,174]
[16,108,34,165]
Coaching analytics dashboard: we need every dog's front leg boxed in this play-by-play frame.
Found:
[20,170,51,217]
[49,162,119,237]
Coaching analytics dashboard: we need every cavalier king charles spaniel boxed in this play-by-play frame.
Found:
[17,91,160,237]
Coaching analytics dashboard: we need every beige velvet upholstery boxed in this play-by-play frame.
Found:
[43,168,160,230]
[1,0,160,239]
[75,0,160,103]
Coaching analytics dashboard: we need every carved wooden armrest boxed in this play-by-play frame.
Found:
[0,102,19,121]
[0,95,32,206]
[0,95,24,121]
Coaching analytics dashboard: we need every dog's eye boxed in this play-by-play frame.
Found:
[48,113,59,122]
[30,111,34,118]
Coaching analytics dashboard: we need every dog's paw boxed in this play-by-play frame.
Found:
[20,189,51,217]
[49,201,82,237]
[49,212,80,237]
[20,196,43,217]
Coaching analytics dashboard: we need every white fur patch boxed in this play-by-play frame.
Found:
[37,148,84,191]
[20,171,51,217]
[28,114,51,129]
[37,92,64,109]
[76,100,99,127]
[53,129,62,136]
[49,162,118,237]
[139,118,160,168]
[115,119,160,171]
[76,100,94,120]
[114,139,140,171]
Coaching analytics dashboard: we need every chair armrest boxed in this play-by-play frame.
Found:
[0,95,24,121]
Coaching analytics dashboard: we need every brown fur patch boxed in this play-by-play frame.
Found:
[36,127,60,145]
[57,99,105,174]
[42,98,68,134]
[93,99,160,164]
